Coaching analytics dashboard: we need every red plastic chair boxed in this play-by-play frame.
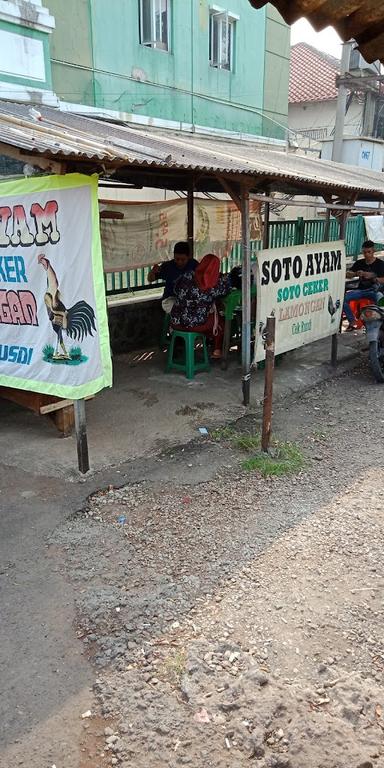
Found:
[348,297,373,328]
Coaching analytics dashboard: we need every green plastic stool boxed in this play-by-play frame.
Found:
[160,313,171,348]
[165,330,210,379]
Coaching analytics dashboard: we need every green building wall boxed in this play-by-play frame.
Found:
[48,0,289,140]
[262,4,290,140]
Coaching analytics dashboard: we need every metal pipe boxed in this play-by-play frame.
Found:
[250,194,383,213]
[187,182,194,258]
[74,399,90,474]
[331,209,349,367]
[261,315,276,452]
[241,189,251,406]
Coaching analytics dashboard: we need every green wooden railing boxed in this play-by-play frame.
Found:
[104,215,366,297]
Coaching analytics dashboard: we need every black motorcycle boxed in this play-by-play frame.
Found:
[359,301,384,383]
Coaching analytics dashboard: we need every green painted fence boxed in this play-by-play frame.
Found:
[104,214,366,297]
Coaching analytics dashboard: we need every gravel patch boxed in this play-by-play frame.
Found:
[52,363,384,767]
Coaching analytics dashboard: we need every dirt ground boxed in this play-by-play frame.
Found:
[46,358,384,768]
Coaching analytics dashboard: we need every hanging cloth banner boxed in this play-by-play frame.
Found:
[364,215,384,243]
[0,173,112,399]
[100,197,262,272]
[253,240,346,364]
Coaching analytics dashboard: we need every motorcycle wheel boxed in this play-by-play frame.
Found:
[369,339,384,383]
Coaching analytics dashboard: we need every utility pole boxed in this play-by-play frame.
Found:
[332,41,354,163]
[363,90,376,136]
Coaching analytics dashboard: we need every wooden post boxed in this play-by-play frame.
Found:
[261,315,276,453]
[74,399,90,474]
[262,201,270,249]
[294,216,305,245]
[241,189,251,406]
[187,182,194,258]
[324,207,331,241]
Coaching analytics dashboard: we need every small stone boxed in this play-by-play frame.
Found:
[269,758,291,768]
[104,727,114,737]
[247,669,269,686]
[194,707,211,724]
[81,710,92,719]
[219,701,240,712]
[246,738,265,759]
[156,725,170,735]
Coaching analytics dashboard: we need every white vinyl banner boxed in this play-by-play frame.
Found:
[0,174,112,399]
[253,240,346,363]
[100,197,262,272]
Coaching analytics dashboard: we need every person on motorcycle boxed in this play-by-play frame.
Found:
[343,240,384,331]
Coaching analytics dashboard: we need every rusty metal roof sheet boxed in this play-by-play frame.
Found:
[249,1,384,65]
[0,101,383,200]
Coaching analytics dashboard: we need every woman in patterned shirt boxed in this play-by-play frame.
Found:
[170,253,231,358]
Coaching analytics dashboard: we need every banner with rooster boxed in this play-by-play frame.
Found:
[0,173,112,399]
[253,241,346,363]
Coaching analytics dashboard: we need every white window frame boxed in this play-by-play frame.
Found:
[139,0,170,52]
[209,7,238,71]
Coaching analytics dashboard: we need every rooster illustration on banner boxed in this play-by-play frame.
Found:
[327,295,341,323]
[38,254,96,365]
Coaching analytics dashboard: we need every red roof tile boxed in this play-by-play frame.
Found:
[289,43,339,104]
[249,1,384,66]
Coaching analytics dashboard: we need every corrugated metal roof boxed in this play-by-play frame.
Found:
[249,1,384,66]
[0,102,383,200]
[289,43,339,103]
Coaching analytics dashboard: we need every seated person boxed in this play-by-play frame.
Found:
[170,253,231,359]
[148,241,198,313]
[343,240,384,330]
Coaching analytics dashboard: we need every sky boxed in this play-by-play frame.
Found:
[291,18,342,59]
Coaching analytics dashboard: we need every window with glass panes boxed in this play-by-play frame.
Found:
[209,9,236,70]
[139,0,170,51]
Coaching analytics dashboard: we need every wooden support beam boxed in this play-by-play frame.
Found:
[39,395,94,415]
[215,175,242,210]
[262,201,270,249]
[0,142,65,174]
[324,207,331,240]
[54,405,74,438]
